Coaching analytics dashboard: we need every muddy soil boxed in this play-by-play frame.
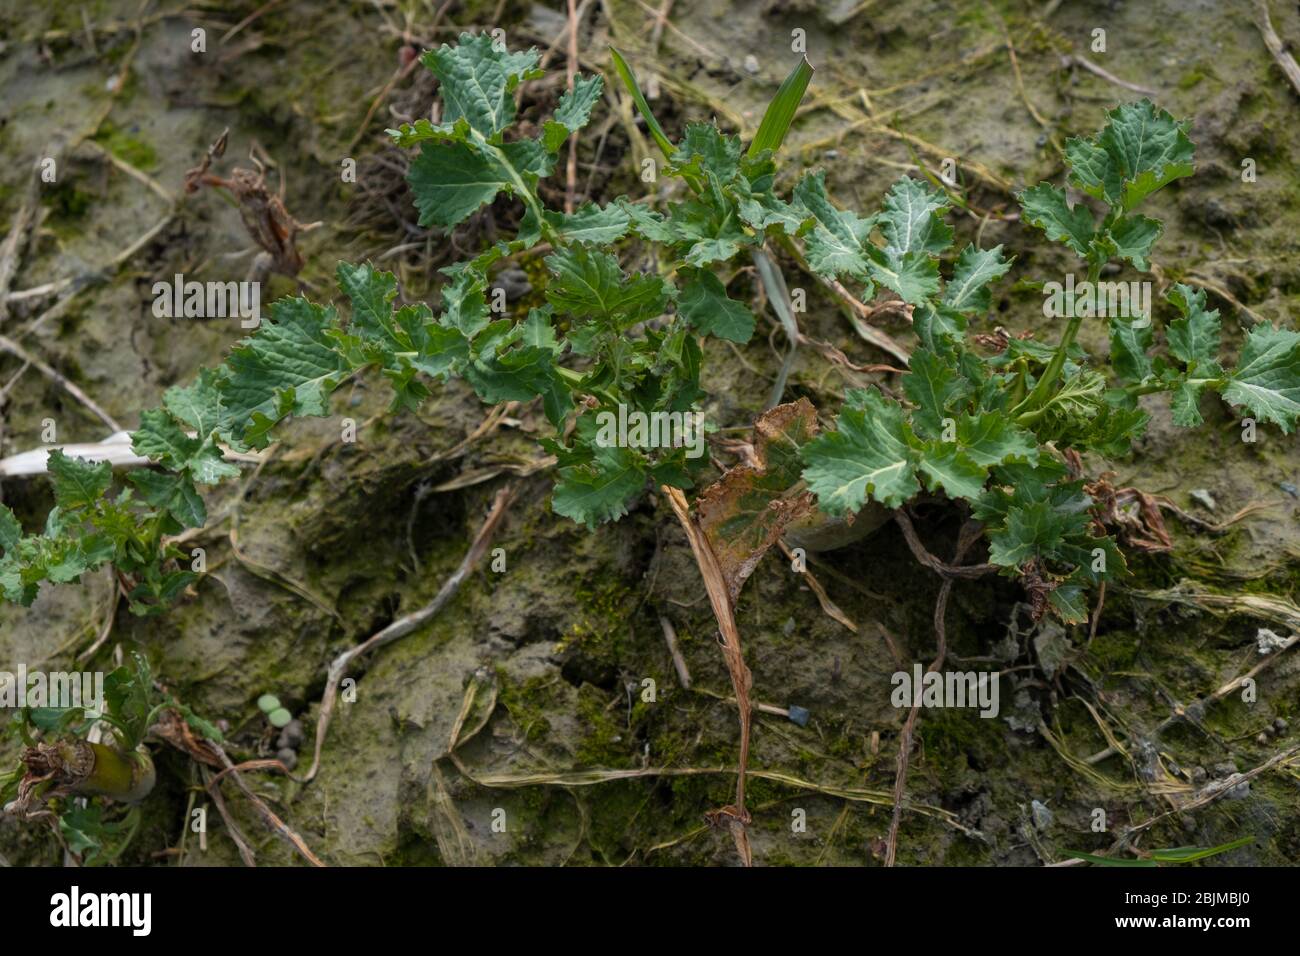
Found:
[1,0,1298,866]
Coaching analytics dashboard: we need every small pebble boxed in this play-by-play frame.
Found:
[1030,799,1052,831]
[1189,488,1217,512]
[1280,481,1299,499]
[1225,777,1251,801]
[1257,628,1289,655]
[276,719,305,751]
[1212,761,1237,778]
[276,748,298,771]
[1275,717,1289,733]
[742,54,760,75]
[787,704,810,727]
[495,267,531,300]
[1256,732,1271,746]
[1190,765,1207,785]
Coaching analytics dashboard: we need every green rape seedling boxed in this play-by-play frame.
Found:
[1,35,1298,629]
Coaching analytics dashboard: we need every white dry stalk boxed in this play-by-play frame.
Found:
[1256,627,1293,656]
[0,431,263,478]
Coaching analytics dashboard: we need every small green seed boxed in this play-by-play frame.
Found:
[257,694,281,714]
[268,707,293,728]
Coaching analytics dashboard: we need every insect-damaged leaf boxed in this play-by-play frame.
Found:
[695,399,818,602]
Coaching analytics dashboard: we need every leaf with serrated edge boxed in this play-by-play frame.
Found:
[1166,283,1220,367]
[0,505,20,551]
[408,139,553,229]
[47,450,112,511]
[879,176,951,257]
[1109,317,1154,384]
[943,244,1012,314]
[987,500,1068,567]
[132,408,201,468]
[918,446,986,501]
[1067,100,1195,211]
[1018,183,1095,257]
[542,202,631,243]
[794,170,875,278]
[1220,325,1300,433]
[163,369,226,440]
[219,298,350,447]
[903,350,971,437]
[866,250,940,306]
[677,270,755,343]
[955,413,1038,467]
[128,471,206,528]
[1107,214,1161,271]
[802,389,918,514]
[543,74,603,152]
[671,124,742,182]
[421,33,540,137]
[544,245,670,327]
[1098,100,1195,211]
[551,442,646,529]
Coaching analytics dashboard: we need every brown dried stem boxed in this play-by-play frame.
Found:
[663,484,754,866]
[300,483,517,783]
[884,518,987,866]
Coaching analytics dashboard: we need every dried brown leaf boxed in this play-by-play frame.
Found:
[695,398,819,603]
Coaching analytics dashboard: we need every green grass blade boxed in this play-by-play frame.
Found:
[1147,837,1254,863]
[608,47,675,159]
[747,57,813,159]
[1063,835,1253,866]
[1060,850,1158,867]
[751,248,799,409]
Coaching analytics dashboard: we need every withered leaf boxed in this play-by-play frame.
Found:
[695,398,818,602]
